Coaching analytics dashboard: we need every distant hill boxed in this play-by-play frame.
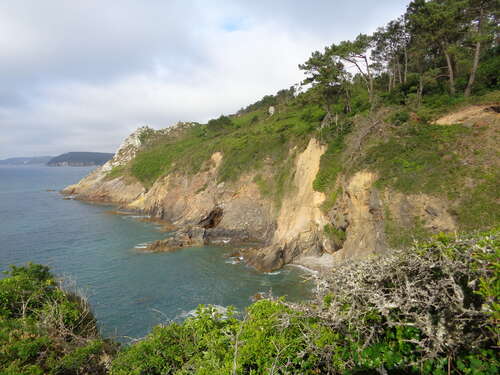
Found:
[47,152,113,166]
[0,156,53,165]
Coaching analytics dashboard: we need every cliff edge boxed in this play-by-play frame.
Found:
[63,96,500,272]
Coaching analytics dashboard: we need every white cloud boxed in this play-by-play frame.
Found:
[0,0,410,158]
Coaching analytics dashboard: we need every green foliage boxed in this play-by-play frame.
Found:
[384,204,431,248]
[207,115,234,132]
[252,160,294,210]
[111,301,323,374]
[138,127,156,144]
[362,124,469,194]
[323,224,346,248]
[3,231,499,374]
[300,106,326,124]
[0,263,113,375]
[129,97,323,191]
[389,109,410,125]
[106,165,126,179]
[360,121,499,232]
[455,169,500,230]
[239,94,277,114]
[249,114,259,124]
[313,135,345,193]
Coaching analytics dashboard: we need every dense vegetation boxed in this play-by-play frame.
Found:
[108,0,499,236]
[0,264,115,374]
[2,230,498,374]
[7,1,497,373]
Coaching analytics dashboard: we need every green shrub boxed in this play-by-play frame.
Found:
[0,263,114,375]
[2,231,498,374]
[111,230,499,374]
[207,115,233,132]
[323,224,346,247]
[389,109,410,125]
[106,165,126,179]
[313,135,345,192]
[361,124,469,195]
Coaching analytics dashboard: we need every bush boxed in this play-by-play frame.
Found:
[389,110,410,126]
[0,263,114,375]
[3,231,498,374]
[110,230,499,374]
[305,229,500,374]
[207,115,234,132]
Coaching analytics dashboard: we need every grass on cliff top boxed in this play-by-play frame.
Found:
[129,94,326,187]
[358,121,499,231]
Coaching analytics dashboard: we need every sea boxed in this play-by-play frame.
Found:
[0,165,313,341]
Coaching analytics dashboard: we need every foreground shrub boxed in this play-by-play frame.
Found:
[307,229,499,374]
[3,230,497,374]
[111,230,499,374]
[111,302,326,374]
[0,263,115,375]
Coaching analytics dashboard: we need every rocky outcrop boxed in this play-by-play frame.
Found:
[327,171,456,262]
[330,171,386,261]
[101,126,152,172]
[129,151,275,245]
[63,126,458,272]
[244,139,331,272]
[146,226,206,252]
[61,127,153,203]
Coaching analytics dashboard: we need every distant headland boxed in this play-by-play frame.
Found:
[47,152,114,166]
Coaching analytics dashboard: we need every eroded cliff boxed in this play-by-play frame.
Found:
[63,100,499,272]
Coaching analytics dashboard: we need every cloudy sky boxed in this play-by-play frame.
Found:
[0,0,410,159]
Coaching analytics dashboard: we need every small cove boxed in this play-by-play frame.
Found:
[0,165,313,341]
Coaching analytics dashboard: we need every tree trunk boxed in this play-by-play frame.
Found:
[397,59,402,85]
[392,60,398,87]
[418,74,424,107]
[404,47,408,84]
[363,56,375,108]
[465,7,484,97]
[444,49,456,95]
[388,69,393,92]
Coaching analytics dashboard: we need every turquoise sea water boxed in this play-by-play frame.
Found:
[0,165,312,340]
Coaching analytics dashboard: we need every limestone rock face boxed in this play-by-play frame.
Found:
[101,126,153,172]
[328,171,456,262]
[268,106,275,116]
[331,171,386,261]
[244,138,330,271]
[63,124,460,272]
[62,126,153,203]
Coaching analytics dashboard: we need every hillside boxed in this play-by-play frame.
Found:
[48,152,114,166]
[62,0,499,273]
[63,89,500,271]
[5,0,500,373]
[0,156,52,165]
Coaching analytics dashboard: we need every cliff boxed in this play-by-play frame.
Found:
[63,94,500,272]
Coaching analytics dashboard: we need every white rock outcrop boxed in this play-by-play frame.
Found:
[101,126,153,172]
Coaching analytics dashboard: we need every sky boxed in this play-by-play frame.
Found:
[0,0,410,159]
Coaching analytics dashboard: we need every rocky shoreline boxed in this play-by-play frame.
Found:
[62,121,467,273]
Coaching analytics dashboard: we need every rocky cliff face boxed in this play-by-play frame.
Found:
[63,122,461,272]
[62,127,151,203]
